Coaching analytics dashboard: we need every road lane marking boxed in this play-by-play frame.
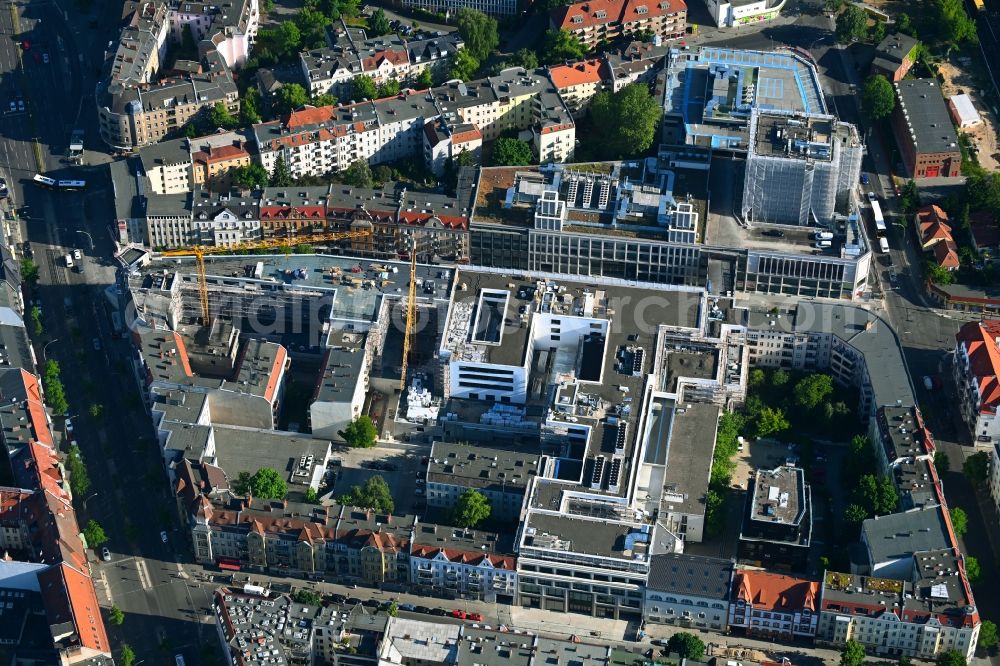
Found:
[135,558,152,590]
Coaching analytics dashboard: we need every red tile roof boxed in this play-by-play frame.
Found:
[38,562,110,653]
[263,345,287,403]
[957,320,1000,415]
[410,544,515,569]
[733,570,819,613]
[551,0,685,31]
[192,143,250,165]
[934,239,960,269]
[549,59,608,89]
[917,204,952,247]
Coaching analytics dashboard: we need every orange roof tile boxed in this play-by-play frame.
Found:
[38,562,110,654]
[957,320,1000,414]
[549,59,607,89]
[733,570,819,612]
[263,345,287,403]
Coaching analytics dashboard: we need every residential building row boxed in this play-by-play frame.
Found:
[549,0,687,49]
[300,20,464,98]
[97,0,258,150]
[0,284,111,660]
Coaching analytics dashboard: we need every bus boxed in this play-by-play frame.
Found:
[871,199,886,234]
[56,179,86,191]
[32,174,56,188]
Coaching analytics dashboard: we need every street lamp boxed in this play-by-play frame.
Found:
[42,338,58,361]
[76,230,94,251]
[83,492,99,511]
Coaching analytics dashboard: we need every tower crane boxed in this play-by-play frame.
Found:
[399,236,417,392]
[160,230,372,325]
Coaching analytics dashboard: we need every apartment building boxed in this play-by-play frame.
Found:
[818,559,981,662]
[953,320,1000,444]
[425,442,542,521]
[254,69,575,181]
[550,0,687,50]
[873,404,935,475]
[138,137,192,194]
[859,506,953,580]
[872,32,920,82]
[301,21,464,97]
[400,0,523,18]
[704,0,782,27]
[547,59,611,116]
[728,569,820,639]
[643,554,734,629]
[409,523,517,603]
[423,118,482,176]
[98,0,254,150]
[191,135,254,193]
[737,465,812,572]
[891,79,961,179]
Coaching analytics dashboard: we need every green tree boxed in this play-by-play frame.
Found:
[232,471,252,496]
[340,475,394,513]
[352,75,378,100]
[491,137,534,166]
[933,0,977,49]
[934,450,950,474]
[666,633,705,661]
[589,84,662,159]
[42,359,68,415]
[456,9,499,61]
[839,639,866,666]
[452,489,492,527]
[312,93,337,106]
[772,368,790,388]
[340,415,378,448]
[341,159,374,188]
[979,620,998,650]
[379,79,401,97]
[184,122,199,139]
[416,68,434,88]
[83,519,108,547]
[753,406,789,438]
[704,488,726,536]
[30,305,42,337]
[109,605,125,626]
[925,259,955,285]
[869,20,886,44]
[274,20,302,58]
[120,644,136,666]
[274,82,310,115]
[836,5,868,43]
[384,600,399,617]
[897,12,915,35]
[294,244,316,254]
[20,258,39,285]
[295,7,331,49]
[241,87,262,125]
[249,467,287,499]
[449,49,480,81]
[748,368,766,389]
[794,373,834,410]
[844,503,869,526]
[936,649,967,666]
[66,447,91,496]
[208,102,238,130]
[964,555,981,584]
[541,29,587,64]
[369,8,391,35]
[88,403,104,419]
[305,487,319,504]
[950,506,968,537]
[293,588,322,605]
[270,156,293,186]
[233,163,269,190]
[861,74,896,121]
[963,451,990,487]
[511,47,539,70]
[877,474,899,514]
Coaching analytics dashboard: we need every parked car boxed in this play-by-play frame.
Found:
[923,375,935,391]
[861,173,869,185]
[160,530,169,543]
[414,605,431,614]
[399,603,417,612]
[101,547,111,562]
[451,610,467,619]
[346,597,362,605]
[72,249,82,260]
[430,607,447,616]
[761,229,785,237]
[467,613,484,622]
[92,338,101,351]
[42,52,49,64]
[330,594,347,604]
[362,598,380,608]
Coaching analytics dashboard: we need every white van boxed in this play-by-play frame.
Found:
[64,254,74,268]
[878,237,890,253]
[814,240,832,248]
[813,231,834,240]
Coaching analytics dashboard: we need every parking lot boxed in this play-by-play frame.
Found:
[324,443,427,514]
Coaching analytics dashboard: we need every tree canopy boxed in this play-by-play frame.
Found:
[511,48,539,70]
[839,640,866,666]
[932,0,977,47]
[340,475,394,513]
[208,102,238,130]
[752,406,790,438]
[369,8,391,36]
[492,137,534,166]
[109,605,125,626]
[453,489,492,527]
[449,49,480,81]
[979,620,998,650]
[340,415,378,448]
[862,74,896,121]
[964,555,981,584]
[836,5,868,43]
[666,633,705,661]
[794,373,834,410]
[233,163,269,190]
[963,450,991,487]
[66,447,90,496]
[83,519,108,547]
[379,79,400,98]
[351,75,378,101]
[43,359,68,415]
[589,84,662,159]
[241,87,262,125]
[456,9,499,62]
[936,649,967,666]
[950,506,968,537]
[274,83,310,116]
[120,644,137,666]
[417,68,434,88]
[270,156,293,186]
[248,467,288,499]
[341,160,374,188]
[541,29,587,64]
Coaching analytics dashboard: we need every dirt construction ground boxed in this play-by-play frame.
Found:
[937,59,1000,172]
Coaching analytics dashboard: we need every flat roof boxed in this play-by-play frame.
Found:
[523,510,650,562]
[313,330,367,404]
[427,441,541,492]
[657,401,719,514]
[895,79,960,155]
[748,466,805,526]
[211,427,331,490]
[647,553,734,599]
[863,506,952,566]
[456,629,534,666]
